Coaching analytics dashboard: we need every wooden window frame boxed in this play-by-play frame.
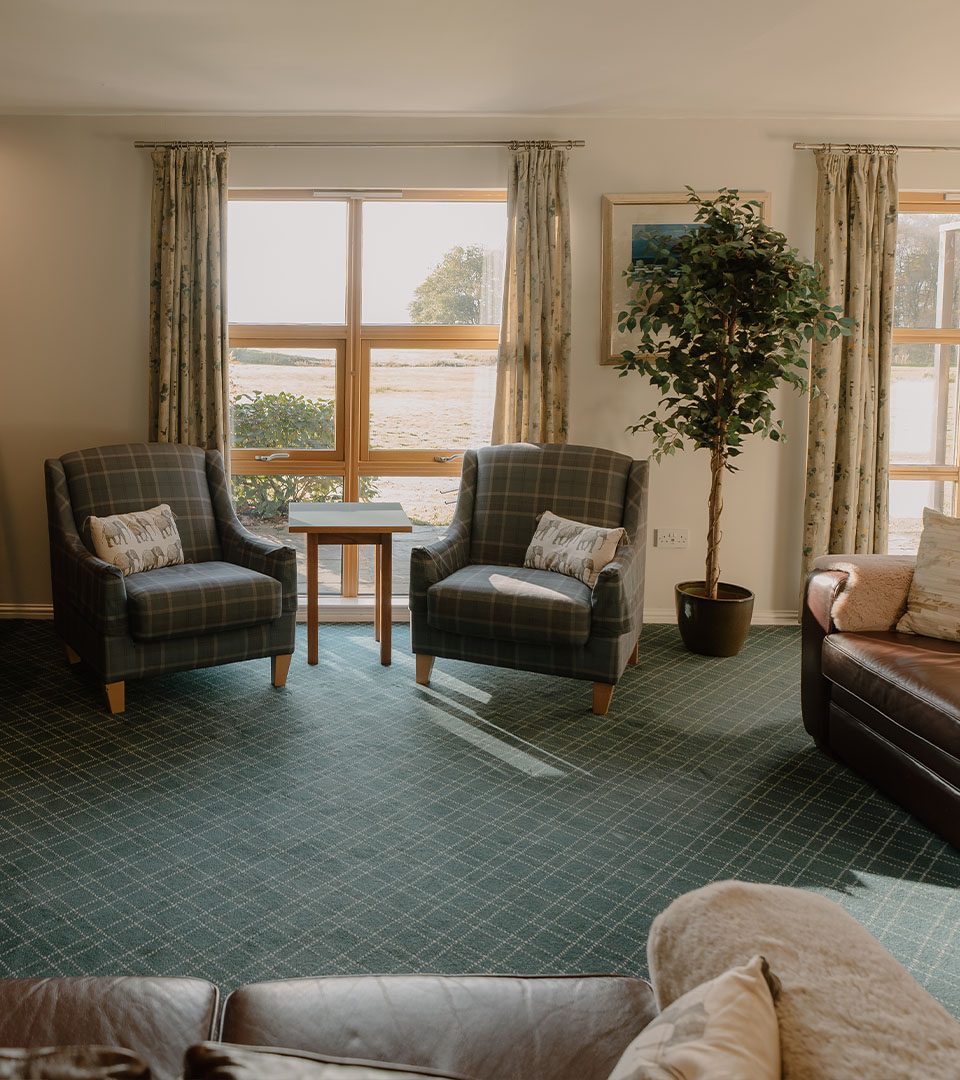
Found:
[890,192,960,506]
[227,188,506,596]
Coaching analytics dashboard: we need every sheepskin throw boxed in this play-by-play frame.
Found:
[647,880,960,1079]
[897,507,960,641]
[85,504,184,576]
[812,553,915,631]
[524,510,625,587]
[607,954,781,1080]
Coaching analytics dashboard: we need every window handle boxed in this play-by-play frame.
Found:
[433,453,462,463]
[254,452,291,462]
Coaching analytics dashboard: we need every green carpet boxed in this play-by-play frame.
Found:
[1,620,958,1012]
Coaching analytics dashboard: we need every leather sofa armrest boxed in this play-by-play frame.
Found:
[0,977,219,1080]
[221,974,658,1080]
[801,569,847,747]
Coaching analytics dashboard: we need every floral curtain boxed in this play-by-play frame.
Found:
[492,146,571,444]
[801,149,899,578]
[149,146,230,460]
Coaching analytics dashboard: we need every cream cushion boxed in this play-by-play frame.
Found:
[647,880,960,1079]
[85,504,185,577]
[524,510,625,588]
[607,955,780,1080]
[896,507,960,640]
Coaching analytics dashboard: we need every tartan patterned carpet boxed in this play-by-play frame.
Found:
[1,620,958,1012]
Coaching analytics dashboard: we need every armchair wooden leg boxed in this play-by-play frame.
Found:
[272,653,293,688]
[64,642,81,665]
[592,682,615,716]
[416,654,435,686]
[104,681,125,714]
[628,640,639,666]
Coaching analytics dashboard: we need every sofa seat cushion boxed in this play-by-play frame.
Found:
[125,562,282,642]
[427,565,592,645]
[822,631,960,755]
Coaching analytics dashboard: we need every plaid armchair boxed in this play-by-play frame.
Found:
[45,443,297,714]
[410,443,648,715]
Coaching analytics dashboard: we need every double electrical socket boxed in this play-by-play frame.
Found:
[654,528,688,549]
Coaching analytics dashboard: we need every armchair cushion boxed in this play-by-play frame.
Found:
[427,565,592,646]
[85,503,185,576]
[524,511,625,587]
[125,562,282,643]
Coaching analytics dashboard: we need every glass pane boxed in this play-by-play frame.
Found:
[368,347,496,450]
[888,479,957,554]
[232,473,343,594]
[362,201,506,324]
[890,343,958,465]
[358,476,458,596]
[228,200,348,324]
[894,213,960,328]
[230,347,337,450]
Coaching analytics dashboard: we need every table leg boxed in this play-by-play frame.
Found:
[307,533,318,665]
[379,533,392,666]
[374,543,381,643]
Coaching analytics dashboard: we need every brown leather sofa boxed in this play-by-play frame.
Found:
[802,567,960,848]
[0,973,656,1080]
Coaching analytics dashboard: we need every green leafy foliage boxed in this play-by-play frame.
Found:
[616,188,852,465]
[615,188,853,598]
[408,244,485,324]
[230,391,374,520]
[232,390,335,451]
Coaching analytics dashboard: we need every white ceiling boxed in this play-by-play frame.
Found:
[1,0,957,119]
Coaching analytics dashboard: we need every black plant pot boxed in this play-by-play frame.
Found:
[675,581,755,657]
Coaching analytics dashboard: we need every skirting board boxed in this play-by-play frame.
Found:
[2,602,798,626]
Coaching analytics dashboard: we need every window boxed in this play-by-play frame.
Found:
[227,190,506,597]
[890,192,960,552]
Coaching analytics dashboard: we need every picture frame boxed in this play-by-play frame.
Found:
[600,191,772,365]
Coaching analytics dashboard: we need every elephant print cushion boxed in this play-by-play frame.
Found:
[84,503,185,576]
[523,510,625,587]
[606,955,782,1080]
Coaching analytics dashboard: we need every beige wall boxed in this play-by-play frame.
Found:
[3,113,959,617]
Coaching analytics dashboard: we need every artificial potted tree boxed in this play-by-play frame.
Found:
[617,188,850,657]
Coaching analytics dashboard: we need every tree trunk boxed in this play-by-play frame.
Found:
[705,441,725,600]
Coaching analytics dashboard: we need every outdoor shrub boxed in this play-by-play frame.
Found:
[230,391,375,520]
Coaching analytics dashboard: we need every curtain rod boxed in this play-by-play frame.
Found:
[133,138,586,150]
[793,142,960,153]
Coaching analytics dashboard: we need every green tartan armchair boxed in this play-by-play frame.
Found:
[409,443,649,715]
[45,443,297,714]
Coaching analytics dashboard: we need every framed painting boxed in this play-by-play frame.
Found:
[600,191,771,365]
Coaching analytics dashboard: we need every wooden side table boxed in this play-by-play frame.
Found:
[288,502,413,667]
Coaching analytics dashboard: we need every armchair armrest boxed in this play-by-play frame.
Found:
[51,528,129,637]
[409,448,477,613]
[220,518,299,613]
[45,456,128,637]
[205,450,297,612]
[591,543,644,638]
[409,527,470,612]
